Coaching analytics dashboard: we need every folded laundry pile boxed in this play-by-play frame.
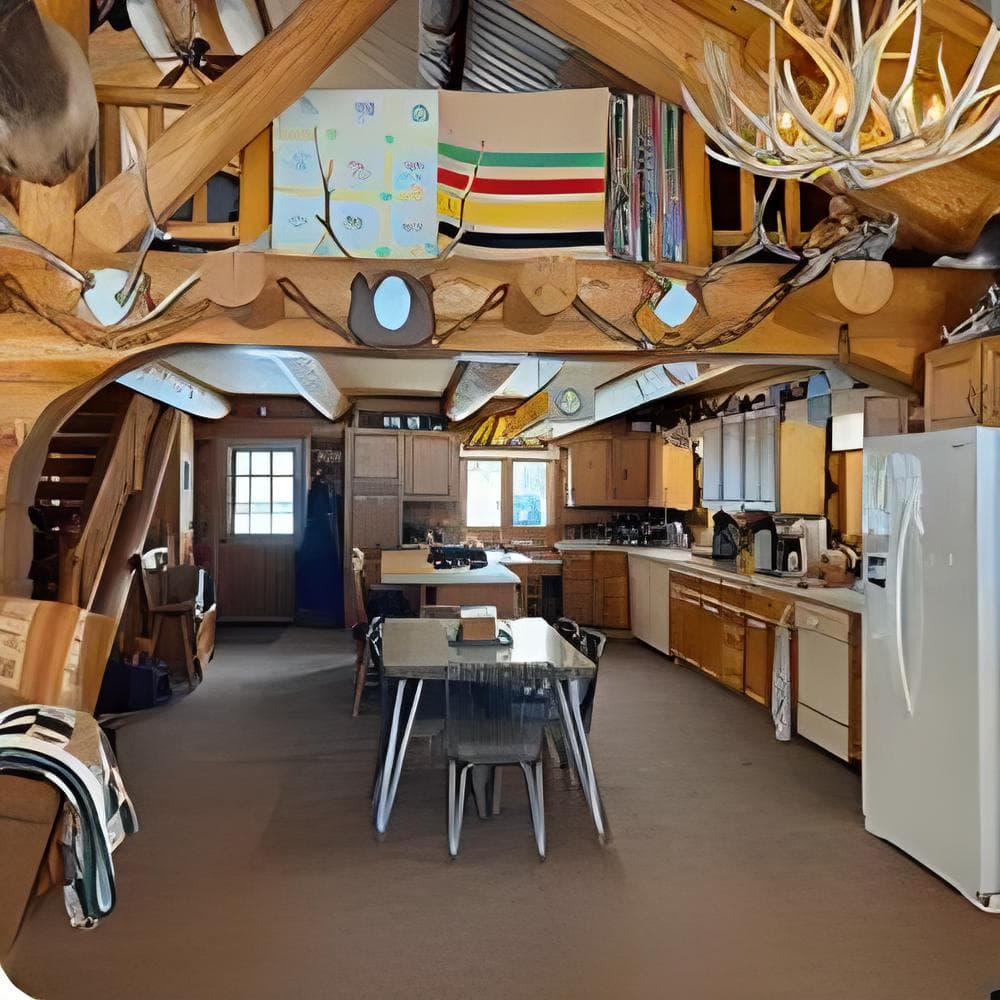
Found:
[0,703,137,928]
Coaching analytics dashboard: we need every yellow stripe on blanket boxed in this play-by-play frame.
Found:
[436,192,604,230]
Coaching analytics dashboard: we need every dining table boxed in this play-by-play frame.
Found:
[374,617,609,843]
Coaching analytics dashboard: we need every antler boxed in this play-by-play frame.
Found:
[683,0,1000,190]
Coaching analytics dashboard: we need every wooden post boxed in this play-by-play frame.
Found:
[681,115,713,267]
[75,0,395,256]
[239,127,271,244]
[17,0,90,260]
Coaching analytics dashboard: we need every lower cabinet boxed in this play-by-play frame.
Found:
[630,556,671,653]
[743,616,774,707]
[562,550,630,629]
[720,609,746,692]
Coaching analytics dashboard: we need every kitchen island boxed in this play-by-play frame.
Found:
[380,549,520,617]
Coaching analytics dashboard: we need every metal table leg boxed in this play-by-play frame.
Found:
[374,678,424,836]
[555,677,609,843]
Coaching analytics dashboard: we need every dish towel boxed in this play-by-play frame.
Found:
[0,704,137,929]
[771,610,794,742]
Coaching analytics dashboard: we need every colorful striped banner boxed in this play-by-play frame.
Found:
[438,142,606,169]
[438,167,605,196]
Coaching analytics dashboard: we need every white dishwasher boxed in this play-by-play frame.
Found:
[795,603,851,761]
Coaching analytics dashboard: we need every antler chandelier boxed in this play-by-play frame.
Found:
[682,0,1000,189]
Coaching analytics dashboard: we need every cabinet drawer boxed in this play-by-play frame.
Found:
[796,703,849,762]
[794,602,850,643]
[672,573,701,590]
[797,630,849,724]
[744,589,792,624]
[720,584,745,611]
[699,579,722,604]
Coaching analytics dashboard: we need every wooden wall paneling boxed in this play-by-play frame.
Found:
[351,494,401,550]
[239,127,272,244]
[216,541,295,620]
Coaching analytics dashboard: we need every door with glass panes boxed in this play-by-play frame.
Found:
[217,442,302,620]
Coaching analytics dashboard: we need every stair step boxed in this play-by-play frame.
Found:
[59,412,117,435]
[49,434,108,453]
[42,456,95,478]
[36,481,90,502]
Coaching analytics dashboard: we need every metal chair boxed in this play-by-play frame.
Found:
[554,617,607,731]
[444,663,550,859]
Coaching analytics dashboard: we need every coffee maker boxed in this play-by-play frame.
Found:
[771,518,807,576]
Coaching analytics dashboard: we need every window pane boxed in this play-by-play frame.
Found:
[272,476,293,505]
[272,513,294,534]
[235,451,250,475]
[235,477,250,503]
[465,460,502,527]
[250,477,270,513]
[272,451,294,476]
[234,513,250,534]
[513,461,547,527]
[250,513,271,533]
[251,451,270,475]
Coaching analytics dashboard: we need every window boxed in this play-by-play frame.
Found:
[230,448,295,535]
[463,457,550,530]
[465,459,502,527]
[512,461,547,527]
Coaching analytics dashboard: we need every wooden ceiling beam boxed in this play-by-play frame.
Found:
[74,0,395,256]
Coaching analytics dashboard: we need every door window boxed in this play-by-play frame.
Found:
[230,448,295,535]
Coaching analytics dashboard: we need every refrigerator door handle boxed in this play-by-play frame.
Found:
[895,493,915,716]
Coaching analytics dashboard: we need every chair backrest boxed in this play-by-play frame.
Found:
[366,615,385,680]
[444,663,550,764]
[555,617,606,666]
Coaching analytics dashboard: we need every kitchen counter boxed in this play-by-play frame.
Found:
[554,542,864,614]
[381,548,521,586]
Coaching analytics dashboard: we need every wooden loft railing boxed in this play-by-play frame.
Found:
[94,83,271,246]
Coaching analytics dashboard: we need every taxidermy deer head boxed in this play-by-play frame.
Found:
[0,0,98,185]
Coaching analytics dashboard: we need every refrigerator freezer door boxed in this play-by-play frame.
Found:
[863,428,988,904]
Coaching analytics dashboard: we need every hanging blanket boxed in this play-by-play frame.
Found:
[0,703,137,929]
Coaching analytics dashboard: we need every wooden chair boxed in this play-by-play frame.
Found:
[135,557,200,690]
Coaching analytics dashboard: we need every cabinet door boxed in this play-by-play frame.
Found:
[696,418,723,504]
[593,551,629,628]
[628,556,651,642]
[720,610,745,691]
[721,414,745,502]
[663,444,694,510]
[352,495,400,549]
[797,629,849,725]
[562,551,594,623]
[924,339,983,430]
[743,616,773,706]
[405,434,454,497]
[647,562,672,653]
[612,438,649,505]
[699,600,723,677]
[983,336,1000,427]
[744,411,777,508]
[743,417,762,503]
[353,432,399,479]
[568,440,611,506]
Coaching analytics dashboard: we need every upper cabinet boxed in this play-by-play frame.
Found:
[353,431,400,480]
[925,336,1000,430]
[566,435,649,507]
[694,408,779,512]
[403,433,459,501]
[648,440,694,510]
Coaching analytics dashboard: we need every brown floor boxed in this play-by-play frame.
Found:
[8,627,1000,999]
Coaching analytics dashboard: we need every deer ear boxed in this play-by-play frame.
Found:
[348,271,435,347]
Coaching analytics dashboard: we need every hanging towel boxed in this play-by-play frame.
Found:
[0,703,137,928]
[771,608,794,742]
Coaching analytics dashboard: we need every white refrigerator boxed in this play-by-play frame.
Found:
[863,427,1000,910]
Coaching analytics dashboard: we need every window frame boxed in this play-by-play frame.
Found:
[461,454,556,534]
[225,441,304,541]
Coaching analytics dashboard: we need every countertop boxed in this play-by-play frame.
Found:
[554,542,865,614]
[381,548,520,586]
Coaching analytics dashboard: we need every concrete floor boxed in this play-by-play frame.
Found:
[9,626,1000,999]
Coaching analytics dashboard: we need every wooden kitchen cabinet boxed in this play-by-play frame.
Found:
[923,337,1000,430]
[743,616,773,707]
[593,551,630,628]
[720,609,745,691]
[694,409,777,511]
[353,431,400,479]
[561,550,594,623]
[567,439,611,506]
[648,440,694,509]
[611,438,649,504]
[351,494,401,550]
[403,433,458,500]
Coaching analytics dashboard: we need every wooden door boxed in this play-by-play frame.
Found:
[721,414,745,503]
[647,561,672,653]
[924,340,983,430]
[663,444,694,510]
[353,432,400,479]
[612,437,649,505]
[218,542,295,620]
[744,616,773,706]
[982,336,1000,427]
[568,439,611,506]
[628,555,650,642]
[699,599,723,678]
[404,434,454,497]
[561,550,594,623]
[351,495,400,550]
[695,418,722,504]
[593,551,629,628]
[720,609,745,691]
